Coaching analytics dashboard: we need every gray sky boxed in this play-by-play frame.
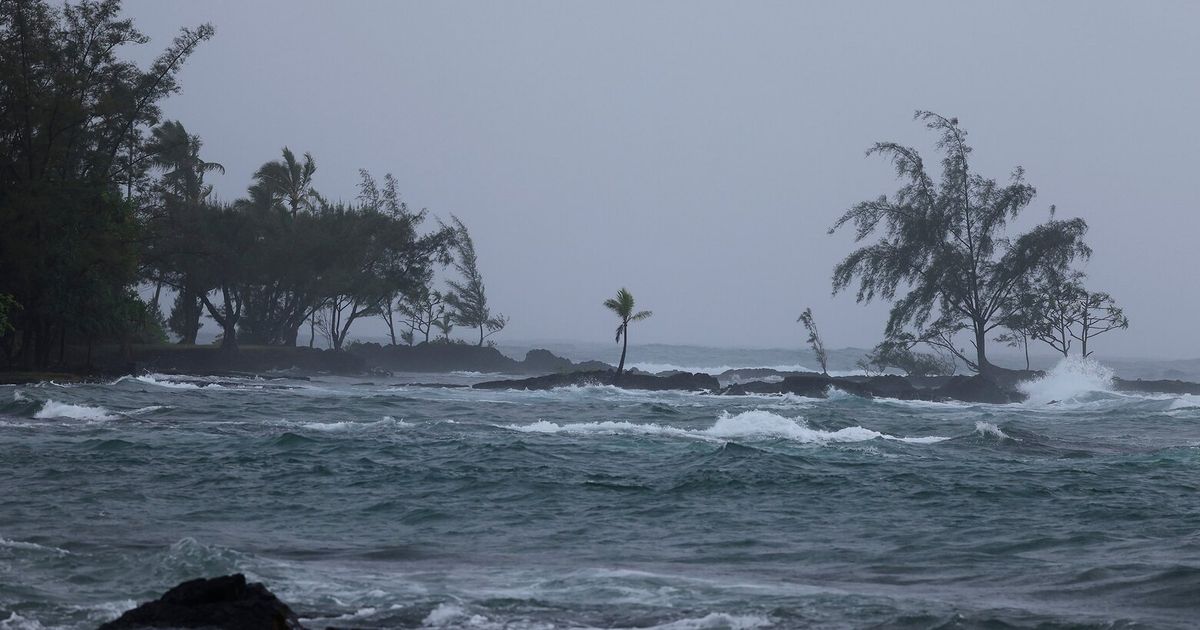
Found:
[125,0,1199,359]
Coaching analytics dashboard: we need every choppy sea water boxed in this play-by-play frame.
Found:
[2,360,1199,629]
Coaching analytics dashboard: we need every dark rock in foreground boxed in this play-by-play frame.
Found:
[99,574,301,630]
[474,369,721,392]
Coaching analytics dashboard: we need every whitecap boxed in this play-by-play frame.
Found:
[508,410,947,445]
[134,374,223,390]
[34,400,116,421]
[0,536,69,555]
[0,612,45,630]
[641,612,773,630]
[974,421,1014,440]
[296,416,412,432]
[421,602,490,627]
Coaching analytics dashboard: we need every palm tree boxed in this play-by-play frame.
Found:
[249,147,322,215]
[603,288,652,378]
[147,120,225,205]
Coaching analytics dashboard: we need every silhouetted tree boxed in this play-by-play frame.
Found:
[444,217,507,346]
[830,111,1090,374]
[604,288,652,378]
[0,0,212,367]
[796,307,829,375]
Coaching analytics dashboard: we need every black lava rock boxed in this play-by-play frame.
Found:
[99,574,302,630]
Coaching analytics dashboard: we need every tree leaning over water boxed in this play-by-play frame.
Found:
[604,288,652,378]
[830,111,1091,374]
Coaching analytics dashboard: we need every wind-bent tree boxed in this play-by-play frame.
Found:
[1072,290,1128,358]
[248,147,322,215]
[830,111,1091,374]
[856,340,955,377]
[397,288,445,345]
[796,307,829,375]
[604,288,652,378]
[444,217,507,346]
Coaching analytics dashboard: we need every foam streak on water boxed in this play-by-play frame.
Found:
[1,368,1199,629]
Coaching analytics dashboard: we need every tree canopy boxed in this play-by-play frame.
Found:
[830,111,1091,373]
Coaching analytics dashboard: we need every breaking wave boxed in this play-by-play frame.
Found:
[33,400,116,421]
[1019,357,1115,405]
[509,409,947,444]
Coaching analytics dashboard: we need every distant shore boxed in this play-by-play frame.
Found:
[4,342,1199,404]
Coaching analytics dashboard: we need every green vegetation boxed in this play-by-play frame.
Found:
[831,112,1103,374]
[856,341,956,377]
[999,269,1128,362]
[0,1,507,371]
[604,288,652,378]
[442,217,508,346]
[796,307,829,375]
[0,0,211,369]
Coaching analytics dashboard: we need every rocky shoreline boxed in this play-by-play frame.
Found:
[4,341,1199,404]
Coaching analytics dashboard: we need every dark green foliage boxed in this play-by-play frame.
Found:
[857,341,956,377]
[830,112,1091,373]
[0,0,212,368]
[1000,269,1129,359]
[443,217,507,346]
[796,307,829,375]
[604,288,652,377]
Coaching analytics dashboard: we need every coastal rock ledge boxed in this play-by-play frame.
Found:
[98,574,302,630]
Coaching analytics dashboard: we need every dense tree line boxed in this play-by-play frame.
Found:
[832,112,1129,374]
[0,0,506,370]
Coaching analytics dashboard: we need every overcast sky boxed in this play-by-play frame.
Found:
[124,0,1199,359]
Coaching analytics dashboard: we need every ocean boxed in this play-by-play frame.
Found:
[2,352,1199,629]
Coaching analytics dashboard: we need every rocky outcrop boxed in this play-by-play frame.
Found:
[720,372,1022,403]
[932,374,1024,404]
[474,370,720,392]
[133,346,365,376]
[99,574,302,630]
[348,343,613,375]
[1114,378,1200,396]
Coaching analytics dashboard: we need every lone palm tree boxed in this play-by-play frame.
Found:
[604,288,652,378]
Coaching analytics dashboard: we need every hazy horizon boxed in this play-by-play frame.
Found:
[125,1,1200,359]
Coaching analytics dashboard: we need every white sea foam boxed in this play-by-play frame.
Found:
[509,410,947,445]
[422,602,490,627]
[1019,357,1115,405]
[642,612,773,630]
[134,374,224,390]
[298,416,412,432]
[0,536,69,555]
[974,421,1013,440]
[126,405,171,416]
[0,612,45,630]
[34,400,116,421]
[12,389,28,402]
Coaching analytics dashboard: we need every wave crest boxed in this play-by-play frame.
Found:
[33,400,116,421]
[509,410,946,445]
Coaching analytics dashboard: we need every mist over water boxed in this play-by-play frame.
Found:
[3,355,1199,629]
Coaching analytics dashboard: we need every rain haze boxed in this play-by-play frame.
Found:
[125,0,1199,358]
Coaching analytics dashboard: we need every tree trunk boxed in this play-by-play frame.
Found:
[616,322,628,378]
[478,324,484,346]
[974,324,991,374]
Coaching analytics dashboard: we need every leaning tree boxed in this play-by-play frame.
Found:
[830,111,1091,374]
[604,288,652,378]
